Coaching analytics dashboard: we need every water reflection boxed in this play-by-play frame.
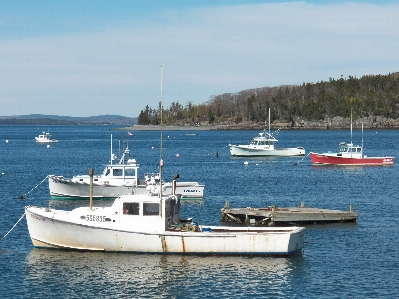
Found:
[25,249,302,298]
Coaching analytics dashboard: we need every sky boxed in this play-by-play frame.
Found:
[1,0,399,118]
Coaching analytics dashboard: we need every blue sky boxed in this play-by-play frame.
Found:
[1,0,399,118]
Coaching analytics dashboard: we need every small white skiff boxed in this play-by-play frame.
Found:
[35,132,58,143]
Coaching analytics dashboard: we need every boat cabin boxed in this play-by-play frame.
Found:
[338,142,362,157]
[39,133,51,140]
[250,132,278,149]
[71,159,139,186]
[116,192,181,232]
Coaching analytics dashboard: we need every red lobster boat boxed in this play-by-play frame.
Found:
[310,142,395,166]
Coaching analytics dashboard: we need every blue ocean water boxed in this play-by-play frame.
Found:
[0,125,398,298]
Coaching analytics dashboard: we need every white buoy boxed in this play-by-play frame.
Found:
[176,153,180,158]
[244,161,249,166]
[47,145,50,148]
[151,146,154,150]
[6,140,8,143]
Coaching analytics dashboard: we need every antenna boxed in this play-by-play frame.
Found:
[159,66,163,213]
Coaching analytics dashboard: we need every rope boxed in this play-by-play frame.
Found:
[0,213,26,243]
[18,175,49,199]
[294,152,311,165]
[199,144,230,157]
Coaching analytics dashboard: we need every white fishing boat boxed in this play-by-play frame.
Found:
[35,131,58,143]
[25,181,305,255]
[48,140,205,200]
[229,109,305,157]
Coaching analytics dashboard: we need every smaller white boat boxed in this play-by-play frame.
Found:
[48,137,205,200]
[229,109,305,157]
[35,132,58,143]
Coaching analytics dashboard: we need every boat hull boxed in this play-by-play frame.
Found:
[25,206,305,255]
[48,176,204,199]
[310,152,395,166]
[35,138,58,143]
[229,145,305,157]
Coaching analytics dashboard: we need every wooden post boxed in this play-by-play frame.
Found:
[349,204,353,212]
[89,168,94,210]
[301,202,305,208]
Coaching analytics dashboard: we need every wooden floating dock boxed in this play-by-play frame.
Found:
[221,201,358,226]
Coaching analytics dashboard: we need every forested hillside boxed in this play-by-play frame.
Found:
[138,72,399,129]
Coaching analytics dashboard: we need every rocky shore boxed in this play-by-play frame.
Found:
[118,116,399,131]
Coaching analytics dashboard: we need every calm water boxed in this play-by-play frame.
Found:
[0,126,398,298]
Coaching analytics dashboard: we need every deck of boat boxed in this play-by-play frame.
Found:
[221,201,358,226]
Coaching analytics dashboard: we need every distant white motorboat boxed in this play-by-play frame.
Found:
[48,136,205,200]
[35,132,58,143]
[26,182,305,255]
[229,108,305,157]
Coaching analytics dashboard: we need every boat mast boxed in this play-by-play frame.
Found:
[350,107,353,146]
[349,107,353,158]
[362,121,364,156]
[268,108,271,136]
[350,108,353,157]
[159,66,163,214]
[110,134,113,165]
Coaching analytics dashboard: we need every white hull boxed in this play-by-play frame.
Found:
[229,145,305,157]
[35,139,58,143]
[48,176,204,199]
[25,205,304,255]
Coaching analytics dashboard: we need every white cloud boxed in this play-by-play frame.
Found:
[1,2,399,117]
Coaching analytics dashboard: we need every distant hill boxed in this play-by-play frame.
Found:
[138,71,399,129]
[0,114,137,125]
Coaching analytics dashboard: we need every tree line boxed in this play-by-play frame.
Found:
[138,72,399,126]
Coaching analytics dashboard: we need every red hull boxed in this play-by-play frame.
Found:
[310,152,395,166]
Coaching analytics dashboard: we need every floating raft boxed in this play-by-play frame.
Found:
[221,201,358,226]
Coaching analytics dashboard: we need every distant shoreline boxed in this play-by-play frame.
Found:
[116,123,399,131]
[116,125,222,131]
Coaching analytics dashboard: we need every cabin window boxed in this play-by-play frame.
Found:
[113,169,122,176]
[125,168,136,177]
[123,203,139,215]
[143,203,159,216]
